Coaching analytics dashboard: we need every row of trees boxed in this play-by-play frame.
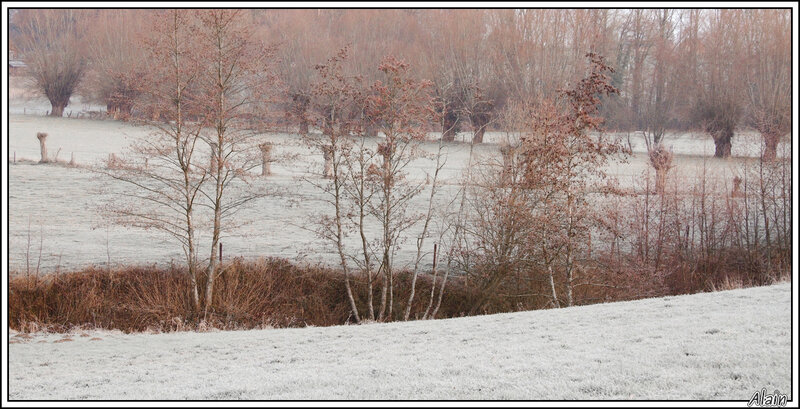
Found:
[301,47,791,320]
[94,10,446,324]
[11,9,792,158]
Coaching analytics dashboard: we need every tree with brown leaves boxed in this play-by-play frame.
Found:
[462,53,624,311]
[304,47,365,323]
[366,56,434,321]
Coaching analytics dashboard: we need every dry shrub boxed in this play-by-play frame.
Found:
[590,157,790,301]
[10,265,190,333]
[9,258,475,333]
[208,258,349,329]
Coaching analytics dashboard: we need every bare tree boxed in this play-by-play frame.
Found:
[640,10,678,192]
[100,9,207,316]
[84,10,149,118]
[14,9,87,117]
[694,10,745,158]
[742,10,791,161]
[261,10,331,134]
[402,122,447,321]
[195,9,282,319]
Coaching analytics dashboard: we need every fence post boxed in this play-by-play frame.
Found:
[37,132,48,163]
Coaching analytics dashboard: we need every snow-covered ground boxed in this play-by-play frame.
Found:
[8,113,789,274]
[7,283,792,400]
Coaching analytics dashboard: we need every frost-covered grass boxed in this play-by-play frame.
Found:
[8,113,783,274]
[7,282,791,400]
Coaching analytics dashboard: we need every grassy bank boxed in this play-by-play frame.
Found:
[10,255,788,334]
[9,258,476,333]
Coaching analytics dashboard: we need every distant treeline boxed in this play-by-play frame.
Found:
[9,9,791,149]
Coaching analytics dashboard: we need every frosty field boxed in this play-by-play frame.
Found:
[7,114,787,274]
[7,282,792,400]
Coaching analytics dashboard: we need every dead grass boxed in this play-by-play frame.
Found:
[9,257,474,333]
[10,255,784,334]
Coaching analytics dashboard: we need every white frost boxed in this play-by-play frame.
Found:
[8,114,786,274]
[7,283,792,400]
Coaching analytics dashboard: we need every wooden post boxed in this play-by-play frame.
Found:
[322,144,333,179]
[36,132,48,163]
[499,144,513,184]
[648,145,673,194]
[731,176,743,197]
[259,142,273,176]
[69,152,75,166]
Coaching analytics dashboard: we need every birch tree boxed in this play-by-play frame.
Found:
[195,9,282,319]
[304,47,364,322]
[100,9,207,316]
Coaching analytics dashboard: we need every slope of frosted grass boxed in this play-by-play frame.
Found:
[7,283,792,400]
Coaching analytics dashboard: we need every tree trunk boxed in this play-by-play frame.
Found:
[205,139,223,320]
[422,244,439,320]
[378,266,388,321]
[357,171,375,320]
[291,93,310,135]
[565,234,574,307]
[387,265,394,320]
[36,132,48,163]
[712,128,733,158]
[471,112,489,144]
[298,120,309,135]
[762,131,779,161]
[187,227,200,319]
[363,122,379,138]
[500,145,514,184]
[330,147,361,324]
[655,167,668,194]
[649,144,673,194]
[379,150,393,321]
[322,145,333,178]
[548,265,560,308]
[107,101,132,120]
[205,229,220,320]
[472,126,486,144]
[441,112,458,142]
[442,128,456,142]
[49,100,67,117]
[565,268,574,307]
